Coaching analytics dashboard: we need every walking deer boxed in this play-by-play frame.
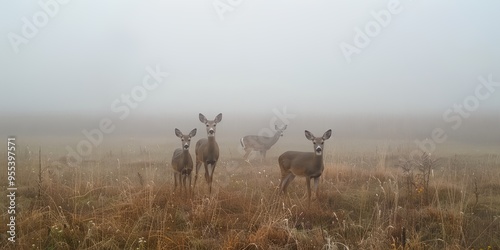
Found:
[194,113,222,194]
[171,128,197,195]
[278,129,332,205]
[240,124,287,163]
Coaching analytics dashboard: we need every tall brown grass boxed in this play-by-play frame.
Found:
[1,145,499,249]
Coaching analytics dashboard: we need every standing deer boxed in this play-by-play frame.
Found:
[194,113,222,194]
[171,128,197,195]
[278,129,332,205]
[240,124,287,163]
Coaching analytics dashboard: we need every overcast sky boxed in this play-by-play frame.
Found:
[2,0,499,118]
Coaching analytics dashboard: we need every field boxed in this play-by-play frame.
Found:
[1,136,499,250]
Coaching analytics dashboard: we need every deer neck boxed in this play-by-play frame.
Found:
[272,131,282,143]
[182,149,190,163]
[207,136,217,152]
[265,131,281,147]
[312,153,324,171]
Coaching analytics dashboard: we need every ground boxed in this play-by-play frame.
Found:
[1,141,499,249]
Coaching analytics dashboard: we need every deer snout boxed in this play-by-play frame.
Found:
[208,129,215,135]
[315,146,322,154]
[183,144,189,149]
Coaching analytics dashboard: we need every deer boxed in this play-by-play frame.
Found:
[278,129,332,205]
[194,113,222,194]
[171,128,197,195]
[240,124,287,163]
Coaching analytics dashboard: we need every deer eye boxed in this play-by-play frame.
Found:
[206,124,209,127]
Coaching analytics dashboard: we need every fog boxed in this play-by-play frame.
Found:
[1,1,499,154]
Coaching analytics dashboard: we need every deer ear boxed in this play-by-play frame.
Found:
[323,129,332,140]
[275,124,279,130]
[199,113,207,123]
[189,128,197,137]
[214,113,222,123]
[305,130,315,140]
[174,128,183,138]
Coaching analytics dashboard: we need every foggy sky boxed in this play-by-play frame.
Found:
[2,0,500,117]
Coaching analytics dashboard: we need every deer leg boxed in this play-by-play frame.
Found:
[260,151,267,163]
[204,163,210,183]
[306,177,312,204]
[204,162,213,193]
[207,162,216,194]
[181,174,186,195]
[279,174,285,192]
[194,161,201,190]
[278,163,288,191]
[188,173,192,196]
[281,173,295,194]
[174,172,178,192]
[313,177,320,200]
[243,149,251,162]
[279,171,287,191]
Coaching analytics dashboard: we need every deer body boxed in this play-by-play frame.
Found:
[171,128,197,195]
[194,113,222,194]
[278,129,332,205]
[279,151,323,177]
[195,137,219,184]
[241,125,286,162]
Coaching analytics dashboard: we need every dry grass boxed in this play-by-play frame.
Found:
[1,145,500,250]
